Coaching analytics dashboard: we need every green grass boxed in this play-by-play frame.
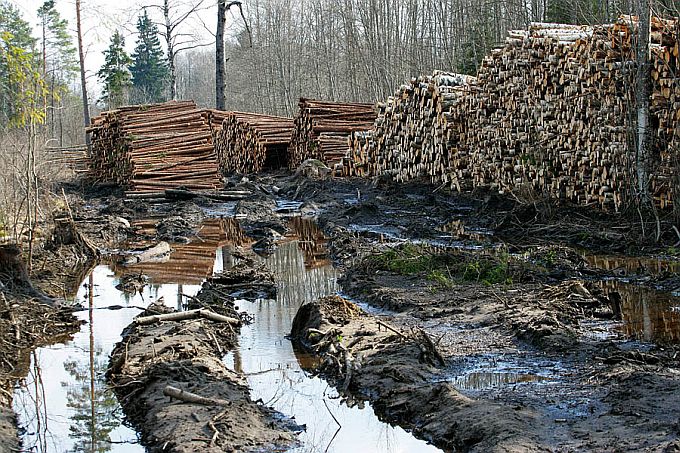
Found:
[367,244,514,287]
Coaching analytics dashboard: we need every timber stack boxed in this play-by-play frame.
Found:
[288,98,376,172]
[345,16,680,211]
[213,112,294,174]
[343,72,474,186]
[88,101,222,195]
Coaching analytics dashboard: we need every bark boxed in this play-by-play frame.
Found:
[215,0,227,110]
[75,0,91,149]
[635,1,652,205]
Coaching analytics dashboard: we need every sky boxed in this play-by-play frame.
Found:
[7,0,230,97]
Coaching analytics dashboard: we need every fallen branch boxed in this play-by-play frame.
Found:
[163,385,231,406]
[376,320,407,339]
[135,308,241,326]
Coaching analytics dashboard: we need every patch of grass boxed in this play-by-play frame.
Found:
[368,243,441,275]
[367,244,514,286]
[427,269,454,288]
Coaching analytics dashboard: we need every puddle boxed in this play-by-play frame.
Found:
[13,265,204,452]
[276,199,304,214]
[584,253,680,275]
[596,280,680,344]
[231,232,442,452]
[14,216,441,452]
[451,372,548,390]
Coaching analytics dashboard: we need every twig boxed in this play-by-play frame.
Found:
[376,320,407,338]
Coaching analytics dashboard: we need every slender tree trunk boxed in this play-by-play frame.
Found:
[76,0,91,150]
[164,0,177,100]
[215,0,226,110]
[635,1,651,205]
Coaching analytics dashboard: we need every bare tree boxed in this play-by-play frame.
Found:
[143,0,212,100]
[75,0,91,149]
[215,0,250,110]
[635,0,652,206]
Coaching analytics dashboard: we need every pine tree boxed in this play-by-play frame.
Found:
[130,10,168,104]
[97,31,132,109]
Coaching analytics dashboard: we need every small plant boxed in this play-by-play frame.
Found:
[427,269,454,288]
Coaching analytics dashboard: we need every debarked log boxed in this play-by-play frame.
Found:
[134,308,241,326]
[163,385,231,406]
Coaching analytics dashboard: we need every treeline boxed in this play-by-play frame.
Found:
[176,0,680,116]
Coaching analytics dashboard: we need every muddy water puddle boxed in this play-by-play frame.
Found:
[15,217,441,452]
[13,265,202,452]
[232,233,442,452]
[595,280,680,343]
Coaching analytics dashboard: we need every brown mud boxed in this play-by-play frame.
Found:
[3,171,680,451]
[107,265,299,453]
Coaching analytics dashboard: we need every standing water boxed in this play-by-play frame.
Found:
[229,218,442,453]
[13,217,441,452]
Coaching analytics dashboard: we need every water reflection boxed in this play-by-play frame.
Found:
[14,263,206,452]
[596,280,680,344]
[114,217,250,285]
[585,254,680,275]
[451,372,547,391]
[235,238,442,453]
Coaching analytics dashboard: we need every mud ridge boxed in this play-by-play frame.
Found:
[291,295,545,452]
[107,268,300,453]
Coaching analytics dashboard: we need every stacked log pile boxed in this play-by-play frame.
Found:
[289,98,376,172]
[346,16,680,211]
[88,101,222,195]
[646,15,680,210]
[344,72,474,186]
[213,112,294,174]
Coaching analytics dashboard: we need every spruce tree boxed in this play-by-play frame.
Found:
[0,1,38,122]
[97,31,132,109]
[130,10,168,103]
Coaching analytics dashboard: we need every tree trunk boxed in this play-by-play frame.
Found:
[215,0,227,110]
[635,1,651,205]
[76,0,91,150]
[164,0,177,100]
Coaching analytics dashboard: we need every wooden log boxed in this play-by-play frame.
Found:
[135,308,241,326]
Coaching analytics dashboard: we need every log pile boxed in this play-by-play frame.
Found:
[344,72,474,186]
[213,112,294,174]
[345,16,680,211]
[87,101,222,195]
[289,98,376,172]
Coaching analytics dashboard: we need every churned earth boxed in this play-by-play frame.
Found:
[1,170,679,452]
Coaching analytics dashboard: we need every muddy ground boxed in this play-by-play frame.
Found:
[1,170,680,451]
[107,264,300,452]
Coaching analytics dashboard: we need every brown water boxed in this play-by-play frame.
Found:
[596,280,680,344]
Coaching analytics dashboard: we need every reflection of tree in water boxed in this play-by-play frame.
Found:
[62,346,120,453]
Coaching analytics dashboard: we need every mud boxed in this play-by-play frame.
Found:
[107,269,299,453]
[3,171,680,451]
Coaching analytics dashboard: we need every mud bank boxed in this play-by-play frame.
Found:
[296,239,680,451]
[292,296,545,452]
[0,239,86,453]
[107,268,299,453]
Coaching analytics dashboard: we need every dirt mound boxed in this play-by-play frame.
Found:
[291,296,544,452]
[108,282,299,452]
